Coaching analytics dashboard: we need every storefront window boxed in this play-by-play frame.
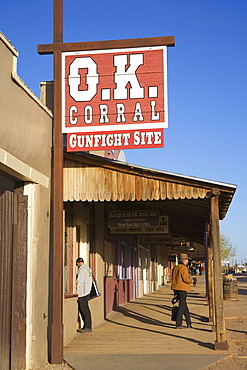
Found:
[139,257,143,280]
[64,211,74,294]
[118,240,132,280]
[121,246,126,279]
[104,241,114,277]
[64,203,91,296]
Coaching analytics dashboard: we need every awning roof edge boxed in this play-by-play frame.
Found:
[63,151,237,219]
[64,151,237,190]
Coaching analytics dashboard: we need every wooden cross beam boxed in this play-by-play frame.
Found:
[38,36,175,55]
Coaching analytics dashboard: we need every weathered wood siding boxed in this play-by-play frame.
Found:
[0,189,13,370]
[63,159,208,202]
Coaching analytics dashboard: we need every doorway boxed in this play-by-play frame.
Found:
[0,176,28,370]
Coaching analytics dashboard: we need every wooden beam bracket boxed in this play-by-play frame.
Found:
[211,188,221,197]
[206,189,220,198]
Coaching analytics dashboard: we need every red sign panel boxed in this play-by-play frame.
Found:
[62,46,168,150]
[67,128,164,151]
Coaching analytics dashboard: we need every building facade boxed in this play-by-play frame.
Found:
[0,32,52,370]
[61,152,236,350]
[0,32,237,368]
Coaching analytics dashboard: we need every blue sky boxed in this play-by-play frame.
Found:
[1,0,246,262]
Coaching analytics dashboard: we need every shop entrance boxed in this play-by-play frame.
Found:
[0,176,28,370]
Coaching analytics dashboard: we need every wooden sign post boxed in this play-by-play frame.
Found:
[38,0,64,364]
[38,0,174,363]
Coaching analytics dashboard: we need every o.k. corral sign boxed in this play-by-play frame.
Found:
[62,45,169,151]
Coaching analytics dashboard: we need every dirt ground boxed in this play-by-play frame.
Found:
[38,361,72,369]
[39,362,72,370]
[202,317,247,369]
[201,355,247,369]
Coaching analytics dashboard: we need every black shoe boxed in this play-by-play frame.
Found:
[82,328,92,333]
[176,326,186,329]
[187,324,193,328]
[77,328,92,333]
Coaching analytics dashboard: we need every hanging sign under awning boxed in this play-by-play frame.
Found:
[110,215,168,234]
[62,45,168,151]
[108,210,160,229]
[141,233,171,245]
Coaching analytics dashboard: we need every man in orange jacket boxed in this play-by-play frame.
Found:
[171,253,193,329]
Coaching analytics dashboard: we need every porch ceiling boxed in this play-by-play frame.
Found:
[63,152,237,244]
[106,198,210,244]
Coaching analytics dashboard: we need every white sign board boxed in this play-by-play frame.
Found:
[62,46,168,151]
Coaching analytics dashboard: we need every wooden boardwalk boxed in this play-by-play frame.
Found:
[64,276,232,369]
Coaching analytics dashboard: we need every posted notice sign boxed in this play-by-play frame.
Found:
[62,46,168,151]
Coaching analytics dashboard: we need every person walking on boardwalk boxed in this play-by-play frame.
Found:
[76,257,93,333]
[171,253,193,329]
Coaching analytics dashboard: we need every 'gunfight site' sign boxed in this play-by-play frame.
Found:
[62,46,168,151]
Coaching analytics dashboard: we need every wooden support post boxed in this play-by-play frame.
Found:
[211,190,228,350]
[208,223,216,329]
[207,242,213,318]
[204,229,209,306]
[50,0,64,364]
